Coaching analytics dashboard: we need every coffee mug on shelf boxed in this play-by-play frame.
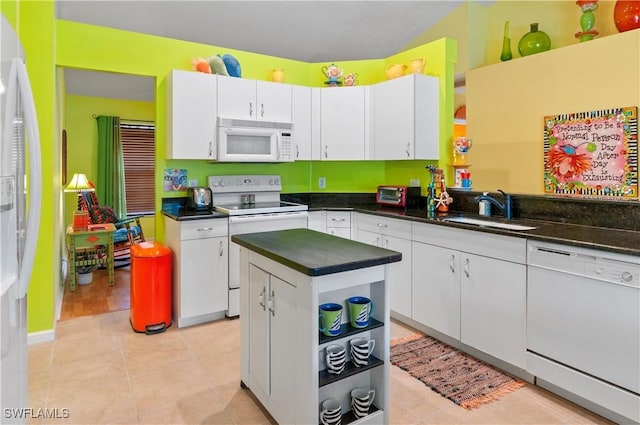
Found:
[325,344,346,375]
[347,296,372,328]
[461,179,472,188]
[319,303,343,337]
[350,387,375,418]
[350,337,375,367]
[320,398,342,425]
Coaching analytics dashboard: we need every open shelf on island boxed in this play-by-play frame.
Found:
[321,405,381,425]
[319,317,383,345]
[319,355,384,387]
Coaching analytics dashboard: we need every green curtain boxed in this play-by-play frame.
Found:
[96,116,127,218]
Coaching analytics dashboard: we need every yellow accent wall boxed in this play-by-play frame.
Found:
[466,29,640,197]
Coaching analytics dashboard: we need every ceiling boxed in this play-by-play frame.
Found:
[58,1,471,102]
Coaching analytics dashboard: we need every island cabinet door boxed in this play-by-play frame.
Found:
[249,265,270,397]
[268,275,297,418]
[248,265,297,424]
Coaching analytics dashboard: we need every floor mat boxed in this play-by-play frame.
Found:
[390,334,525,409]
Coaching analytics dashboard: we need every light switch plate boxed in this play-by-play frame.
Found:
[188,179,198,187]
[318,177,326,189]
[410,179,420,187]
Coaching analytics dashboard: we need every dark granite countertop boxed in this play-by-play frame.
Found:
[347,206,640,257]
[161,208,227,221]
[163,193,638,257]
[231,228,402,276]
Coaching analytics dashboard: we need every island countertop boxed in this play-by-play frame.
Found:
[231,228,402,276]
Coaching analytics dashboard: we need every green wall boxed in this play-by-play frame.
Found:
[14,8,457,334]
[9,2,58,334]
[64,95,156,239]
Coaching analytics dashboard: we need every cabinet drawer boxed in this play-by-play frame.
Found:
[412,222,526,264]
[180,219,228,240]
[326,211,351,228]
[356,214,411,239]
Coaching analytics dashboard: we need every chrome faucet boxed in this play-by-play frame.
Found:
[475,190,512,219]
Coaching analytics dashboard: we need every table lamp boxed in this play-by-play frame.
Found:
[65,173,93,230]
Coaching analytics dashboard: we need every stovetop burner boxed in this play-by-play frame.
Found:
[209,174,308,216]
[214,201,307,216]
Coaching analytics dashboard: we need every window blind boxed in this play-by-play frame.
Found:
[120,123,155,215]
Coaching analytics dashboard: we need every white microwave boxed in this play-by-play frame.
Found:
[216,117,294,162]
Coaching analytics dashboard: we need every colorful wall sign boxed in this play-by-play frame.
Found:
[163,168,187,191]
[543,106,638,198]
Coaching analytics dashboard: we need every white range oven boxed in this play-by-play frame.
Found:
[208,175,308,317]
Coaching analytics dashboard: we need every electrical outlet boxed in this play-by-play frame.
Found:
[188,179,198,187]
[318,177,327,189]
[410,179,420,187]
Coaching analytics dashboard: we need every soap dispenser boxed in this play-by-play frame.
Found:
[479,192,490,216]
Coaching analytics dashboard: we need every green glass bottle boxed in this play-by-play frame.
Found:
[500,21,513,61]
[518,23,551,57]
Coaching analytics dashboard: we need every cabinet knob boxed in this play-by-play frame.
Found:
[219,240,224,256]
[464,258,470,278]
[324,145,328,159]
[249,102,253,116]
[449,255,456,273]
[406,143,411,157]
[261,103,264,117]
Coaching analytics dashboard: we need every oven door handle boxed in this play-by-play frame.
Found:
[228,211,308,224]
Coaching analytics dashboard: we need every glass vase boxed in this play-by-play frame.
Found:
[500,21,513,61]
[614,0,640,33]
[518,23,551,57]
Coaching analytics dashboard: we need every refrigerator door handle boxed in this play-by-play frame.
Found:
[14,58,42,299]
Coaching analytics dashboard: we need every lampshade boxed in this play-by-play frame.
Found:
[64,173,93,192]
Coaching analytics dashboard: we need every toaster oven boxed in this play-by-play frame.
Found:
[376,185,420,208]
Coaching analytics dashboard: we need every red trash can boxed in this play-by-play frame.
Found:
[130,241,172,334]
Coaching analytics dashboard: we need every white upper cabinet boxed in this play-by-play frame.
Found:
[372,74,439,160]
[318,86,369,160]
[217,75,292,123]
[166,70,217,160]
[291,85,312,160]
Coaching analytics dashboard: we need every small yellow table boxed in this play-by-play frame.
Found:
[66,224,115,291]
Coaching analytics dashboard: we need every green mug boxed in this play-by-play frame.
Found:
[319,303,343,337]
[347,296,372,328]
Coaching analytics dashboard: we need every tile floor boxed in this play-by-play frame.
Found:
[28,314,614,424]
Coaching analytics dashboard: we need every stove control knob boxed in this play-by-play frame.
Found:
[621,271,633,283]
[219,180,225,187]
[275,178,280,185]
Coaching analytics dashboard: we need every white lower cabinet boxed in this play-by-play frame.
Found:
[411,242,460,339]
[411,222,527,369]
[307,210,327,233]
[460,253,526,368]
[354,213,412,318]
[326,211,352,239]
[163,217,229,328]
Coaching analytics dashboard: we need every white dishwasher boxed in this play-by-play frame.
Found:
[527,241,639,424]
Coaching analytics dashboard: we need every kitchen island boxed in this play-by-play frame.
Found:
[232,228,401,425]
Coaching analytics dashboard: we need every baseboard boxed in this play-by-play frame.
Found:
[28,328,55,345]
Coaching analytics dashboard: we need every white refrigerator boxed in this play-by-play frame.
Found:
[1,13,42,424]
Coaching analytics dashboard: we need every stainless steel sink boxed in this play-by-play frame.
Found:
[442,216,538,231]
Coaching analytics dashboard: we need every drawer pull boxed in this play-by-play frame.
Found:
[197,227,213,232]
[331,218,346,222]
[377,223,388,228]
